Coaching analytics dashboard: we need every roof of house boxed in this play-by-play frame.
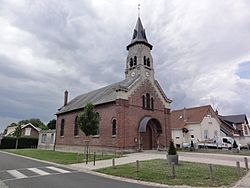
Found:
[171,105,214,129]
[56,75,141,115]
[22,123,41,132]
[219,114,248,124]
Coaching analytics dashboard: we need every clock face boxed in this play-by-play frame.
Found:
[131,71,135,77]
[145,71,150,77]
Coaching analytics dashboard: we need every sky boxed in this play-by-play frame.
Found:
[0,0,250,132]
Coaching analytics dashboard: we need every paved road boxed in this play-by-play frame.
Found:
[0,151,160,188]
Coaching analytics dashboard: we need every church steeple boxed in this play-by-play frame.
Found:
[127,17,153,50]
[125,15,155,80]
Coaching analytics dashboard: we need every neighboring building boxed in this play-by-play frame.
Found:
[55,16,172,152]
[4,123,41,138]
[171,105,221,148]
[38,129,56,150]
[219,114,250,146]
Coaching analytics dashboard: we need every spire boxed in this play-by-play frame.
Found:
[127,16,153,50]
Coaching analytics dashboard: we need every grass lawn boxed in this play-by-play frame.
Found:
[3,149,116,165]
[96,159,247,187]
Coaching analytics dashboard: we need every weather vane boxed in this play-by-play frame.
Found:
[138,4,140,17]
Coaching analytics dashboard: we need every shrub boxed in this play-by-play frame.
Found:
[168,140,177,155]
[0,137,38,149]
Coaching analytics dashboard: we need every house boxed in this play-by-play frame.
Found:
[55,16,172,152]
[219,114,250,147]
[38,129,56,150]
[171,105,221,148]
[4,123,41,138]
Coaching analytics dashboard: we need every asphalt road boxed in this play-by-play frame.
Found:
[0,151,159,188]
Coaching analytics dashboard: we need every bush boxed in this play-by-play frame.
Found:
[0,137,38,149]
[168,140,177,155]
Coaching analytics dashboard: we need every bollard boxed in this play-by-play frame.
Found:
[244,157,249,171]
[136,160,139,172]
[171,162,176,178]
[112,158,116,169]
[208,164,213,180]
[236,161,240,176]
[93,152,96,166]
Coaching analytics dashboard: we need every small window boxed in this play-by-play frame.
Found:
[129,58,133,67]
[151,97,154,110]
[191,135,194,138]
[74,116,79,136]
[25,128,31,136]
[144,56,146,65]
[147,58,150,67]
[51,133,54,144]
[60,119,65,137]
[204,130,208,139]
[133,56,137,66]
[112,119,117,136]
[146,93,150,109]
[142,95,145,108]
[176,136,180,139]
[41,134,47,143]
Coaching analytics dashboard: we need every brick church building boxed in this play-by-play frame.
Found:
[55,16,172,152]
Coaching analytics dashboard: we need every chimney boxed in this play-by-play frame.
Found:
[183,107,187,122]
[215,109,219,115]
[64,90,68,106]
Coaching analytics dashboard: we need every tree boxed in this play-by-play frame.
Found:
[77,103,99,163]
[47,119,56,129]
[13,124,22,149]
[168,140,177,155]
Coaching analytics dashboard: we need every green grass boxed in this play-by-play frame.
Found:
[96,159,247,187]
[3,149,116,165]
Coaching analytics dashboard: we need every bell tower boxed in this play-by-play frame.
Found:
[125,16,155,80]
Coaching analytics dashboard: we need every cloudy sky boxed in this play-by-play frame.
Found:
[0,0,250,132]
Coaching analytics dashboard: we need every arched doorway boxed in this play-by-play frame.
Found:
[138,116,162,150]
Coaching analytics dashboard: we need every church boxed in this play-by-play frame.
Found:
[55,16,172,152]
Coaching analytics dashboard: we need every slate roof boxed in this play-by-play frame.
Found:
[219,114,248,124]
[127,17,153,50]
[57,75,140,115]
[171,105,213,129]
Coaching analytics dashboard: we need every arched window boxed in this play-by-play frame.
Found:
[60,119,65,137]
[144,56,147,65]
[134,56,137,66]
[142,95,145,109]
[147,58,150,67]
[74,116,79,136]
[112,119,117,136]
[93,112,100,136]
[129,58,133,67]
[146,93,150,109]
[151,97,154,110]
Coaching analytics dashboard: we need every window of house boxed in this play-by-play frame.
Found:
[25,128,31,136]
[74,116,79,136]
[60,119,65,137]
[151,97,154,110]
[146,93,150,109]
[41,134,47,143]
[112,119,117,136]
[244,126,248,135]
[142,95,145,108]
[51,133,54,144]
[191,135,194,138]
[204,130,208,139]
[129,58,133,67]
[133,56,137,66]
[147,58,150,67]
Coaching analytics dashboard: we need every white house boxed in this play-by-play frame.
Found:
[171,105,221,148]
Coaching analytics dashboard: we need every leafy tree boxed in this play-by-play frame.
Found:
[13,124,22,149]
[47,119,56,129]
[168,140,177,155]
[18,118,48,130]
[77,103,99,163]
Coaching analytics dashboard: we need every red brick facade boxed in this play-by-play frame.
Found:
[56,80,171,151]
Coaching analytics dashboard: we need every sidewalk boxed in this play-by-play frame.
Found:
[69,151,250,187]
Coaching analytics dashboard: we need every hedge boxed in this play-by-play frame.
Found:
[0,137,38,149]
